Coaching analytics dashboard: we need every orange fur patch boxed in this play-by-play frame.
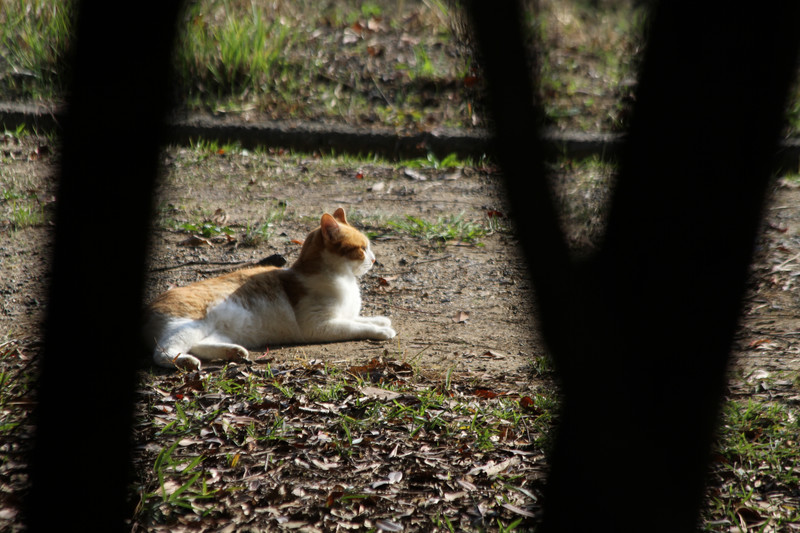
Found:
[293,213,369,275]
[149,266,280,319]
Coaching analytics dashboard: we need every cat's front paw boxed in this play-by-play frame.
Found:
[371,316,392,328]
[359,316,392,328]
[372,326,397,340]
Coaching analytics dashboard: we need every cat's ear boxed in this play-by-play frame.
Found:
[320,213,341,241]
[332,207,348,225]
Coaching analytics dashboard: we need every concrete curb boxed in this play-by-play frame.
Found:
[0,101,621,161]
[2,101,798,170]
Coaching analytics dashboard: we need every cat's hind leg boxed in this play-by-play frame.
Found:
[189,331,250,363]
[153,347,203,371]
[150,318,207,371]
[189,342,250,363]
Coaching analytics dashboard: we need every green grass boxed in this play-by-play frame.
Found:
[177,0,296,100]
[0,0,73,101]
[1,126,51,230]
[177,221,234,239]
[160,195,286,247]
[240,203,287,247]
[0,340,35,436]
[0,0,646,133]
[388,213,491,245]
[404,152,466,170]
[703,394,800,531]
[9,0,800,138]
[0,191,46,229]
[139,440,218,520]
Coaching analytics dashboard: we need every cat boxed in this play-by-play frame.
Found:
[145,208,396,370]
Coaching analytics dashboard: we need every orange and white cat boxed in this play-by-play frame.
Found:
[145,208,396,370]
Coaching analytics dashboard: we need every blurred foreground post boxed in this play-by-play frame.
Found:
[466,1,800,531]
[27,2,182,531]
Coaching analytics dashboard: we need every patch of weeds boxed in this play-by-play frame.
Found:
[0,0,74,101]
[0,340,35,436]
[139,440,217,522]
[432,512,457,532]
[179,221,234,239]
[176,0,296,98]
[307,373,350,404]
[703,396,800,530]
[360,2,383,19]
[388,213,488,246]
[404,152,464,170]
[779,172,800,185]
[204,366,262,401]
[497,517,525,532]
[157,397,221,438]
[240,203,287,248]
[0,188,47,230]
[187,138,244,161]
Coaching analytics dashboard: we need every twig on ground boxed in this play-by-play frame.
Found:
[149,260,249,273]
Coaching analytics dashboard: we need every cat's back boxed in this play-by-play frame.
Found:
[148,265,284,320]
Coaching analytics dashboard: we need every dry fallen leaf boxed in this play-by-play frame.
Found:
[366,17,385,32]
[464,74,479,87]
[178,235,212,247]
[501,503,536,518]
[452,311,470,323]
[361,386,401,401]
[376,519,403,532]
[442,169,462,181]
[457,478,477,491]
[748,339,776,350]
[210,208,229,225]
[403,168,427,181]
[467,456,519,477]
[378,275,398,286]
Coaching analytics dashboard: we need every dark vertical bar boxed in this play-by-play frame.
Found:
[466,1,800,531]
[464,0,575,356]
[26,2,182,530]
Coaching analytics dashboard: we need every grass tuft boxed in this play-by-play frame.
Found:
[388,213,490,245]
[0,0,74,101]
[703,395,800,530]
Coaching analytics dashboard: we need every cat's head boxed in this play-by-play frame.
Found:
[295,208,376,277]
